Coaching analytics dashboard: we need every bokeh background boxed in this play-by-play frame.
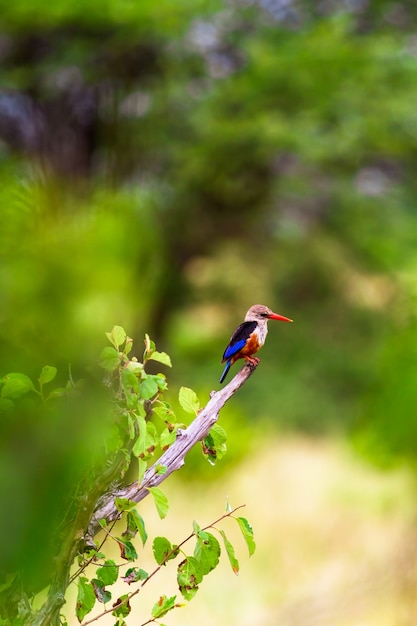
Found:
[2,0,417,623]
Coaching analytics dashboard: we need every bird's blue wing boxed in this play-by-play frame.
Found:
[223,338,246,360]
[221,321,257,361]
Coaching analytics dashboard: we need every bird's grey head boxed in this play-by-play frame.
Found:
[244,304,293,324]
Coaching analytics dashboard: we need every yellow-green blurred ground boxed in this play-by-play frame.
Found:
[65,436,417,626]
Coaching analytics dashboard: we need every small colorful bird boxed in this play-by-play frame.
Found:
[219,304,293,384]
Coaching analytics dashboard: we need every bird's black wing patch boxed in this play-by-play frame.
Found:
[222,321,257,361]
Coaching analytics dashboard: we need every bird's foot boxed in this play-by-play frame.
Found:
[245,356,260,366]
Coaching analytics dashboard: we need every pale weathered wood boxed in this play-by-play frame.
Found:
[86,361,257,540]
[29,361,257,626]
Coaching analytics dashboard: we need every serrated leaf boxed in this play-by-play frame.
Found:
[125,359,144,375]
[154,373,168,392]
[112,594,131,618]
[236,517,256,556]
[153,401,176,422]
[91,578,112,604]
[98,347,120,372]
[133,420,158,461]
[76,576,96,622]
[209,423,227,453]
[47,386,68,401]
[124,336,133,355]
[123,510,148,546]
[122,567,148,585]
[149,351,172,367]
[152,537,179,565]
[219,530,239,575]
[177,557,203,600]
[121,368,139,394]
[137,458,147,483]
[140,375,159,400]
[178,386,200,415]
[1,373,35,399]
[117,538,138,561]
[115,498,136,513]
[202,423,227,465]
[106,326,127,349]
[194,531,221,575]
[132,415,147,458]
[159,428,177,451]
[96,560,118,586]
[39,365,57,385]
[148,487,169,519]
[151,595,177,619]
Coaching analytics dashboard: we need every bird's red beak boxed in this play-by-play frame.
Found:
[268,312,293,322]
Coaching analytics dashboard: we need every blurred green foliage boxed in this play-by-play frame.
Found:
[2,3,417,597]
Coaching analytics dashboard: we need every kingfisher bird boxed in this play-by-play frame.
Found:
[219,304,293,384]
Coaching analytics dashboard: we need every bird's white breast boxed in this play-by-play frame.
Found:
[254,323,268,347]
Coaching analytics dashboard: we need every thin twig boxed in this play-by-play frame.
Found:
[80,504,246,626]
[69,518,118,585]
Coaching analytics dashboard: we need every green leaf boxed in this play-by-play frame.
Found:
[202,423,227,465]
[122,567,148,585]
[38,365,57,385]
[117,538,138,561]
[236,517,256,556]
[140,375,159,400]
[133,420,158,461]
[154,373,168,392]
[124,336,133,355]
[160,428,177,451]
[98,347,120,372]
[112,594,131,618]
[106,326,127,349]
[152,537,179,565]
[123,510,148,546]
[46,387,67,400]
[114,498,137,513]
[132,415,147,458]
[219,530,239,575]
[137,458,147,483]
[148,487,169,519]
[153,401,176,422]
[76,576,96,622]
[194,531,221,575]
[151,595,177,619]
[177,556,203,600]
[91,578,112,604]
[96,560,118,586]
[149,351,172,367]
[121,368,139,394]
[125,359,143,375]
[1,373,35,399]
[178,386,200,415]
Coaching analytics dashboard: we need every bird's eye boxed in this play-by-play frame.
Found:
[260,312,268,317]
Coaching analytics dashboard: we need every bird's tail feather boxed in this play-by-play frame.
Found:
[219,360,231,384]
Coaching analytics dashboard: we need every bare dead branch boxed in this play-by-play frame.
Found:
[86,361,257,540]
